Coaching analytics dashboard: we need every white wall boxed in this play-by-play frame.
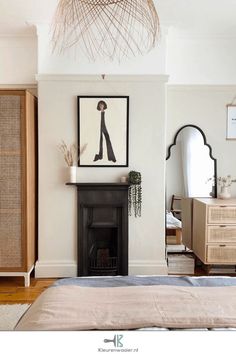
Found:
[0,36,37,84]
[167,85,236,197]
[1,17,236,277]
[35,75,168,277]
[167,29,236,84]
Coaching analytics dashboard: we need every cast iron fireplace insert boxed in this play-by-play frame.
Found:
[66,183,129,276]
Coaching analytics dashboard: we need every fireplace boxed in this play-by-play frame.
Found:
[66,183,129,276]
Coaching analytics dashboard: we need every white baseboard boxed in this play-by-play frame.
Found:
[35,261,77,278]
[129,260,168,275]
[35,259,168,278]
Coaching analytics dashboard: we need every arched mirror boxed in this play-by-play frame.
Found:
[166,125,217,253]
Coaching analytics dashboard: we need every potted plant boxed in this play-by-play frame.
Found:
[59,141,87,182]
[128,171,142,217]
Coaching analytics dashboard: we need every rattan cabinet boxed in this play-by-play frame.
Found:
[0,90,37,286]
[193,198,236,271]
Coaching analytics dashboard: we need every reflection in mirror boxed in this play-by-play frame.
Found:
[167,126,216,201]
[166,125,217,257]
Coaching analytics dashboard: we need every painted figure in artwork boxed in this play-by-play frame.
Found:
[94,100,116,162]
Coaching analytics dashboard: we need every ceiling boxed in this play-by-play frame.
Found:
[0,0,236,36]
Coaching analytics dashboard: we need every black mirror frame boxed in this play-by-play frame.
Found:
[166,124,217,198]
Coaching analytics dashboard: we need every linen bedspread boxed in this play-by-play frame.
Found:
[15,284,236,331]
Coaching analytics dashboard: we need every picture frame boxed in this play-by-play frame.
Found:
[226,105,236,139]
[78,96,129,167]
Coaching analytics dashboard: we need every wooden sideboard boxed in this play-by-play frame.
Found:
[192,198,236,271]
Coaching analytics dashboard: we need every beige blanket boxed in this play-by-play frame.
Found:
[15,285,236,330]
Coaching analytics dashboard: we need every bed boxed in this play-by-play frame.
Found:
[15,275,236,331]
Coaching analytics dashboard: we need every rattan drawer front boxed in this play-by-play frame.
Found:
[207,226,236,243]
[207,245,236,263]
[208,206,236,224]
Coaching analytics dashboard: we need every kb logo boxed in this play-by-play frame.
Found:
[104,335,124,348]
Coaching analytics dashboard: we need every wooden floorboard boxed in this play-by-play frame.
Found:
[0,277,56,304]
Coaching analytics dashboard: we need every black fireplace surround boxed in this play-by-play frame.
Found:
[66,183,129,276]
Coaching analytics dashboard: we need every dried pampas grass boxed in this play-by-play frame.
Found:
[59,140,87,166]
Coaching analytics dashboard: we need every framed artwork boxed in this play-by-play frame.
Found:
[227,105,236,139]
[78,96,129,167]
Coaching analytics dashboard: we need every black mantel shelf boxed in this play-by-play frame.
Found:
[66,182,130,191]
[66,182,130,187]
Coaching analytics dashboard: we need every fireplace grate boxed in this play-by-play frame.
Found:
[89,256,118,275]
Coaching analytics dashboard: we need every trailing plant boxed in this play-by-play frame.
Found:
[128,171,142,217]
[59,140,87,166]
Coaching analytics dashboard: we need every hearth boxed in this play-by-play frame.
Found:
[66,183,129,276]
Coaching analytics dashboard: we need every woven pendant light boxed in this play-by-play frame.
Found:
[52,0,160,61]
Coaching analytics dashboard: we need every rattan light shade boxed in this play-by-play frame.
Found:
[52,0,160,61]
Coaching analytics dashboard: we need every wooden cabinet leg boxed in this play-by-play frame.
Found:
[24,273,30,287]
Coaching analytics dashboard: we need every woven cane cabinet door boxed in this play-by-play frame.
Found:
[0,90,37,283]
[193,198,236,266]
